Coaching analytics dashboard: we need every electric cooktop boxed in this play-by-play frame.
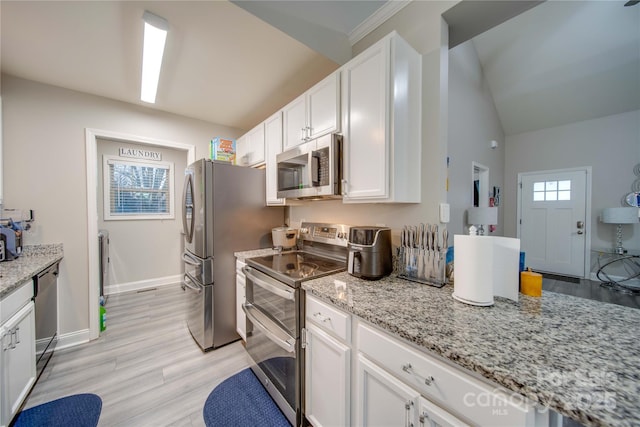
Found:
[246,251,346,285]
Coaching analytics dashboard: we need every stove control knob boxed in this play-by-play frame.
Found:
[300,227,309,235]
[337,232,346,239]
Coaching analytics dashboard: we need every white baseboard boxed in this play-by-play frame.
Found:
[105,274,181,295]
[56,328,91,350]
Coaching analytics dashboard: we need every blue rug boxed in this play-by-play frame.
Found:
[203,368,290,426]
[13,393,101,427]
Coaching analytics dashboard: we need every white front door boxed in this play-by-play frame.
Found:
[518,169,589,277]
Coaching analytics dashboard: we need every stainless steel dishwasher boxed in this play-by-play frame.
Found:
[33,262,59,379]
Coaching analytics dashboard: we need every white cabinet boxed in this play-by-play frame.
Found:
[237,123,265,167]
[283,72,340,150]
[304,295,351,427]
[357,321,536,426]
[418,396,469,427]
[264,111,285,206]
[341,31,421,203]
[235,259,247,341]
[356,354,421,427]
[1,280,36,427]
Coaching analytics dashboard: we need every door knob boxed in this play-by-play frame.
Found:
[577,221,584,229]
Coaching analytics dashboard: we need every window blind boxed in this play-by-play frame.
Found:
[104,157,174,220]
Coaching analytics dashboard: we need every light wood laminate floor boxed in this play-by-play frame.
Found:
[23,284,252,426]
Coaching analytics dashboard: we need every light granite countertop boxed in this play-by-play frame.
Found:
[0,244,64,300]
[302,272,640,427]
[234,247,281,260]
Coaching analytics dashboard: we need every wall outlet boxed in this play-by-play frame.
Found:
[439,203,450,223]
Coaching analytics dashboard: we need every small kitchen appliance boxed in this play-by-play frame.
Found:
[243,222,350,427]
[0,222,23,261]
[271,226,298,250]
[347,226,392,280]
[276,133,342,200]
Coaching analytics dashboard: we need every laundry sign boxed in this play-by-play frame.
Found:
[119,148,162,161]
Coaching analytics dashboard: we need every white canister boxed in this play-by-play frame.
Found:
[272,227,298,249]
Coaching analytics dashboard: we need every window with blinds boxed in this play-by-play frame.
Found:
[103,156,174,220]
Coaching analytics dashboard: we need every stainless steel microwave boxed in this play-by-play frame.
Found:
[276,133,342,200]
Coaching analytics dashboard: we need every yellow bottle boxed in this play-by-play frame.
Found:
[520,268,542,297]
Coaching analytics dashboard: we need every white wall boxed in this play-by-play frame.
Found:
[447,40,505,237]
[504,110,640,258]
[289,1,456,242]
[97,139,187,291]
[2,74,242,339]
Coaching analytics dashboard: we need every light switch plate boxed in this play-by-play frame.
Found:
[439,203,450,223]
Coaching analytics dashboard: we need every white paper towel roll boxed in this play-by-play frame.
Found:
[452,235,520,306]
[453,235,495,306]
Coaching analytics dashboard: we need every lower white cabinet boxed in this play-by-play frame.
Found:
[356,353,468,427]
[356,354,421,427]
[1,280,36,427]
[304,295,351,427]
[305,323,351,427]
[235,259,247,341]
[304,294,548,427]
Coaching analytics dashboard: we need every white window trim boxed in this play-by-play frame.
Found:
[102,155,175,220]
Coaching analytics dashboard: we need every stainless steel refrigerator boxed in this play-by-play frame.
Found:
[181,159,283,351]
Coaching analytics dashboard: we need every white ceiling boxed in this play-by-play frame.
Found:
[0,0,384,131]
[470,0,640,135]
[2,1,638,136]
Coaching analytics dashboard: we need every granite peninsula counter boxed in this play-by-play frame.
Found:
[302,272,640,427]
[0,244,63,300]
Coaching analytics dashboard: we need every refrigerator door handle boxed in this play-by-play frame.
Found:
[182,274,202,293]
[182,252,201,267]
[182,173,195,244]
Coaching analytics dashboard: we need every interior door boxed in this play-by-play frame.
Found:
[519,169,588,277]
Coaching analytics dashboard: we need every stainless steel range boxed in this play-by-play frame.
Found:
[243,222,350,426]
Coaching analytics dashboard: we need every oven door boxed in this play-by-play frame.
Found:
[243,266,298,426]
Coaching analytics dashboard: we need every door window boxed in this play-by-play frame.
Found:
[533,180,571,201]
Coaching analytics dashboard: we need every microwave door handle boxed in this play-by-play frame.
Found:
[242,303,295,353]
[311,151,320,186]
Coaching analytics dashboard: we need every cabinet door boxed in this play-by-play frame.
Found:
[282,94,307,150]
[265,111,285,206]
[247,123,265,166]
[342,39,390,201]
[418,397,469,427]
[305,323,350,427]
[1,302,36,427]
[307,72,340,140]
[356,354,420,427]
[235,272,246,341]
[236,135,249,166]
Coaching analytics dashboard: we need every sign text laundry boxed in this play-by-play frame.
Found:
[119,148,162,161]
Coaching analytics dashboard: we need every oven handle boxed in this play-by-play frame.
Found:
[242,303,295,353]
[243,266,295,301]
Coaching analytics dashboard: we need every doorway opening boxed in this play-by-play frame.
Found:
[85,128,195,341]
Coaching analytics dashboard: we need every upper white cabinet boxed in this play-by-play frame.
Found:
[237,123,265,167]
[341,31,422,203]
[283,72,340,150]
[264,111,285,206]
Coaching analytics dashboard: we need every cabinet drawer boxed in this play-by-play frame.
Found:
[1,280,34,324]
[306,295,350,343]
[357,322,534,426]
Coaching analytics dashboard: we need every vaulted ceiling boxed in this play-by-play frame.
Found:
[2,1,638,135]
